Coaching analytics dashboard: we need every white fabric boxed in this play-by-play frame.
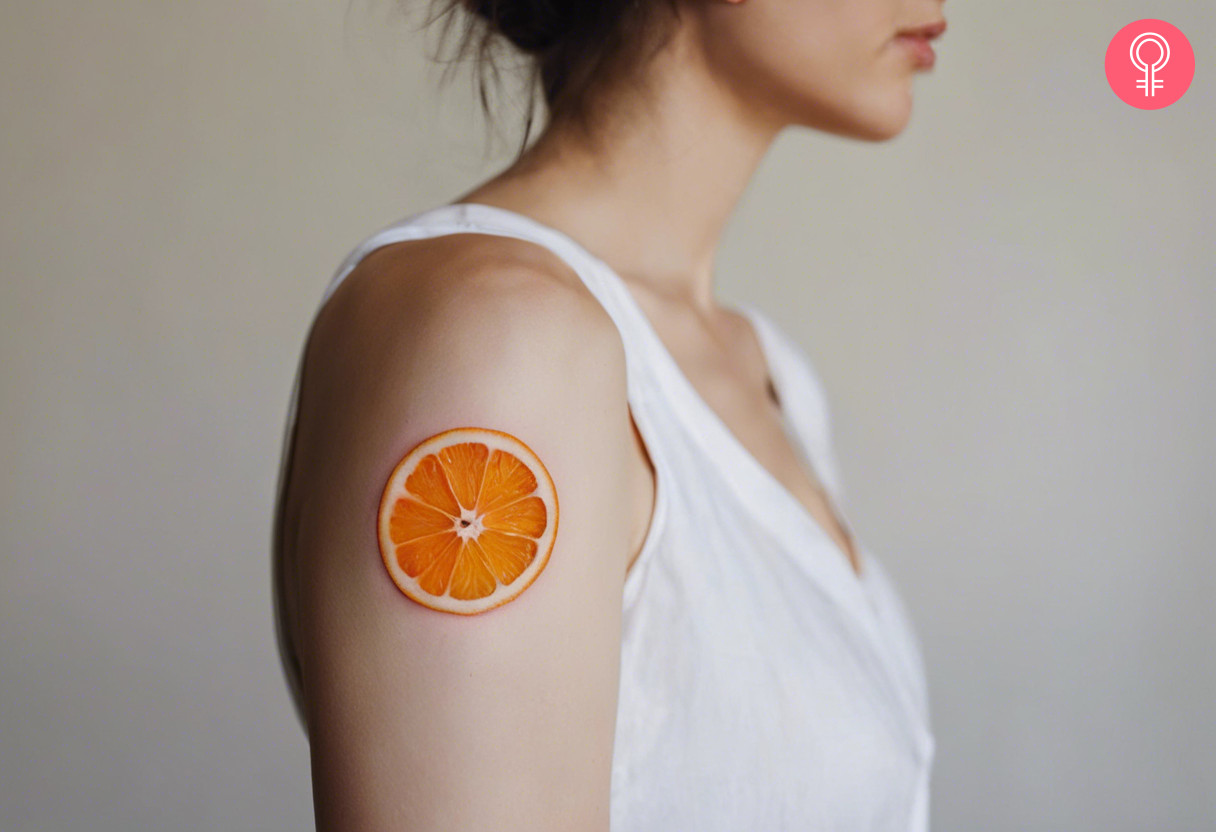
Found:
[272,201,935,831]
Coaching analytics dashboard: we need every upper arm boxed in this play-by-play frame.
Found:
[294,254,633,831]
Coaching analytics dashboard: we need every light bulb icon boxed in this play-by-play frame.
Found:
[1129,32,1169,97]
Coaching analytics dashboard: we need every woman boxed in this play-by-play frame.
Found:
[272,0,946,829]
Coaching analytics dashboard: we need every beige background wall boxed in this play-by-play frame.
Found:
[2,1,1211,829]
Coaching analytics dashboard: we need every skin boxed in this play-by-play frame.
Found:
[284,2,946,827]
[449,0,946,579]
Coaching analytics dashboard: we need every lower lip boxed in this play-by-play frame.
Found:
[894,35,936,69]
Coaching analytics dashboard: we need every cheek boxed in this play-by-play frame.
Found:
[820,3,905,85]
[713,17,842,104]
[700,0,911,134]
[724,2,902,98]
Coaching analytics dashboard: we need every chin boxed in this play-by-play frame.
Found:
[791,87,914,142]
[850,108,913,141]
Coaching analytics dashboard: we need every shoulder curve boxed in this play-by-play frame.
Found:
[290,232,634,831]
[311,231,623,374]
[293,230,635,549]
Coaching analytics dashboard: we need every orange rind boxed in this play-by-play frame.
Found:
[377,427,559,614]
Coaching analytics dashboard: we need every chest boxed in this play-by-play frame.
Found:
[623,347,862,581]
[612,535,922,831]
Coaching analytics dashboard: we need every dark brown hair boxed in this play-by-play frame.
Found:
[418,0,682,158]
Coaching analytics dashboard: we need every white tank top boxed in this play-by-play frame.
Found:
[272,201,935,831]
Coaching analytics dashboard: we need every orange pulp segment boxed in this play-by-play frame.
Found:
[377,426,559,614]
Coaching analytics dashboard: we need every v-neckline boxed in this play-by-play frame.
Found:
[651,296,872,588]
[433,202,871,590]
[731,303,869,581]
[412,201,935,758]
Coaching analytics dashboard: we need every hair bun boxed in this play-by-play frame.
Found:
[467,0,574,54]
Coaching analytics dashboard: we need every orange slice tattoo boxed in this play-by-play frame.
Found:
[377,427,559,614]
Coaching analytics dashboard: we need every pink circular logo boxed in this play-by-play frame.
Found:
[1105,19,1195,109]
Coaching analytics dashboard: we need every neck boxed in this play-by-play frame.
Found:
[454,29,784,315]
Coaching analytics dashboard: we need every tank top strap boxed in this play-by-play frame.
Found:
[349,202,672,409]
[378,204,851,534]
[272,201,680,734]
[731,302,935,755]
[733,301,848,511]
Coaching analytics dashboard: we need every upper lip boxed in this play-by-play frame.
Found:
[896,19,947,40]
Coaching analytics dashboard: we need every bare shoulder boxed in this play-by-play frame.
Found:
[290,231,632,831]
[316,231,610,343]
[299,231,629,460]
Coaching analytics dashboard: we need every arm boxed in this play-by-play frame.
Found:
[294,258,634,831]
